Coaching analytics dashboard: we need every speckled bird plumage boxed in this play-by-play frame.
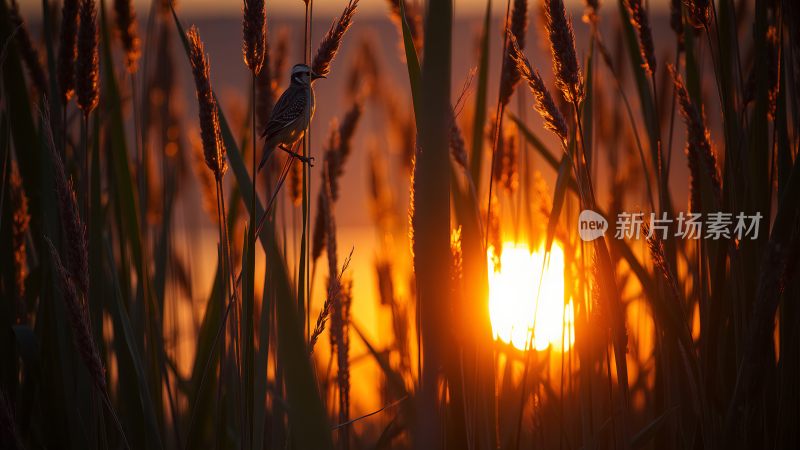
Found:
[259,63,322,171]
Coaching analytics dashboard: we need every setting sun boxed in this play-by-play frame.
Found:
[488,242,574,352]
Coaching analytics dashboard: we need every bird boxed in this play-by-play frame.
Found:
[258,63,325,172]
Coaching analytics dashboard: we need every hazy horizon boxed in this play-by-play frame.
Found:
[18,0,674,20]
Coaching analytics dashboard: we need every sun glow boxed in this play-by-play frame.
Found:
[488,242,574,352]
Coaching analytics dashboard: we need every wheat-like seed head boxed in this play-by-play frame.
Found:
[187,26,227,180]
[643,223,682,304]
[544,0,583,104]
[47,120,89,296]
[312,0,359,78]
[499,0,528,106]
[624,0,656,75]
[45,239,107,393]
[684,0,709,30]
[58,0,80,104]
[242,0,266,73]
[386,0,423,52]
[449,116,468,170]
[8,164,29,310]
[669,64,721,211]
[583,0,599,24]
[114,0,140,72]
[76,0,99,115]
[509,34,569,144]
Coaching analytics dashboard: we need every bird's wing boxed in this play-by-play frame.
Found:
[261,86,308,140]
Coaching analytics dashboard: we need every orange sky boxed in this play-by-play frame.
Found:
[19,0,671,19]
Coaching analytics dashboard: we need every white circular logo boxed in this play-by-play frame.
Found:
[578,210,607,241]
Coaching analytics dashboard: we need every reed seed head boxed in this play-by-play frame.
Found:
[331,103,362,201]
[47,119,89,296]
[744,26,780,119]
[46,239,107,393]
[187,26,227,180]
[644,224,682,303]
[449,117,468,169]
[58,0,80,104]
[386,0,423,52]
[76,0,99,115]
[9,164,29,308]
[347,38,381,99]
[544,0,583,104]
[114,0,140,72]
[583,0,599,24]
[669,64,721,211]
[242,0,266,74]
[509,35,569,144]
[624,0,656,75]
[499,0,529,106]
[312,0,359,78]
[684,0,709,30]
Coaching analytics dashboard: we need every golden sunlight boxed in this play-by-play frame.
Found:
[488,242,574,352]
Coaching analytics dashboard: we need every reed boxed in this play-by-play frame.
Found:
[0,1,795,448]
[46,238,106,391]
[311,0,359,78]
[624,0,656,75]
[242,0,266,75]
[509,35,569,145]
[311,103,362,262]
[669,64,721,210]
[57,0,79,104]
[543,0,583,104]
[76,0,99,116]
[686,0,710,29]
[187,26,226,181]
[498,0,528,107]
[7,164,29,318]
[48,119,89,297]
[113,0,140,72]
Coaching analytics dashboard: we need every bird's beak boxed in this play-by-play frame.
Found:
[311,71,326,80]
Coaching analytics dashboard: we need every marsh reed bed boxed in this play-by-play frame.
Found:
[0,0,798,448]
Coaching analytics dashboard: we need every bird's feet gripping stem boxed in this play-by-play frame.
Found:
[278,145,315,167]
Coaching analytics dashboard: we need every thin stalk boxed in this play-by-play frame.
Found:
[298,0,312,340]
[306,0,315,340]
[650,73,665,212]
[81,113,89,220]
[665,46,680,183]
[484,0,513,252]
[131,73,145,240]
[251,73,257,271]
[189,150,291,436]
[62,103,68,155]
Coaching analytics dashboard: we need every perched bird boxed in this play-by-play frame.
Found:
[258,63,325,171]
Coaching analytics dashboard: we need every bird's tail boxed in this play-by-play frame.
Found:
[257,141,276,173]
